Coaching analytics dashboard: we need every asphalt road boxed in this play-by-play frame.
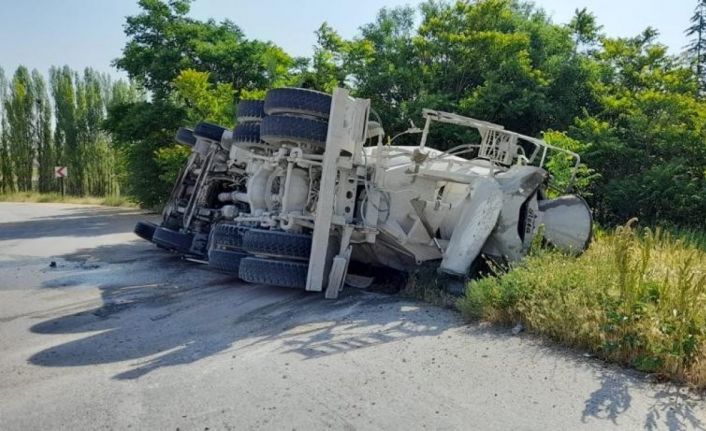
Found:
[0,202,703,430]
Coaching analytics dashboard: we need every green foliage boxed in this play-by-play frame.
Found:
[173,69,234,126]
[542,130,599,195]
[104,100,186,207]
[569,30,706,226]
[155,144,190,185]
[50,65,77,185]
[308,0,598,148]
[32,70,53,193]
[106,0,295,206]
[292,1,704,228]
[5,66,35,191]
[114,0,293,98]
[458,223,706,387]
[47,66,127,196]
[685,1,706,90]
[0,67,13,193]
[569,8,602,47]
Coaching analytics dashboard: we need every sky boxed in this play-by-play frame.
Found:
[0,0,697,80]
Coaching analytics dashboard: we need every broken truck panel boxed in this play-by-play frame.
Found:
[134,87,593,298]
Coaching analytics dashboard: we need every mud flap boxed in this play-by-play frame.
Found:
[325,248,352,299]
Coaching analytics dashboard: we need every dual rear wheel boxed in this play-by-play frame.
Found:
[207,225,312,289]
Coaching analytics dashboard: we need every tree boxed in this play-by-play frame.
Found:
[317,1,597,142]
[5,67,36,191]
[685,0,706,91]
[108,0,295,205]
[569,30,706,226]
[32,70,53,192]
[0,67,13,192]
[75,68,116,196]
[334,7,422,137]
[173,69,234,126]
[569,8,602,48]
[115,0,293,99]
[105,100,186,207]
[50,66,80,194]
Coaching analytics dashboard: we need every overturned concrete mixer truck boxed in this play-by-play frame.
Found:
[133,87,593,298]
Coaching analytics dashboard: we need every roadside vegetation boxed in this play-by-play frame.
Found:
[458,222,706,388]
[0,191,135,207]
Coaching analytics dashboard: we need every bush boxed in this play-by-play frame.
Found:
[458,221,706,388]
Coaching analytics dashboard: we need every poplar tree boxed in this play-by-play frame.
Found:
[50,66,80,194]
[5,67,35,191]
[77,68,112,196]
[32,70,53,192]
[686,0,706,91]
[0,67,13,192]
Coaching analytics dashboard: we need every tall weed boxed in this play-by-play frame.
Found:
[458,222,706,387]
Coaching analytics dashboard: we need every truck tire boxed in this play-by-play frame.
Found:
[264,88,332,119]
[152,226,194,254]
[210,223,249,250]
[194,122,227,141]
[134,221,157,242]
[241,229,312,259]
[208,248,249,274]
[232,122,261,144]
[236,100,265,122]
[239,257,308,288]
[189,232,210,259]
[175,127,196,147]
[260,115,328,149]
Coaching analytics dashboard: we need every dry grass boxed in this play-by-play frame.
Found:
[0,192,136,208]
[458,221,706,388]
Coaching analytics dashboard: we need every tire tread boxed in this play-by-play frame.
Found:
[239,257,308,288]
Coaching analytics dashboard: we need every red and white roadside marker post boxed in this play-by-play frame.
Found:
[54,166,67,197]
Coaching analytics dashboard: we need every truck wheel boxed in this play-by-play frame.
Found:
[264,88,332,119]
[233,122,261,144]
[210,223,249,250]
[241,229,312,259]
[239,257,308,289]
[189,232,210,259]
[152,227,194,254]
[260,115,328,149]
[175,127,196,147]
[162,213,183,231]
[208,249,249,274]
[194,122,227,141]
[236,100,265,122]
[134,221,157,242]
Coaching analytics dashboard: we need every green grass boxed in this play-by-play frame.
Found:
[0,192,136,208]
[458,221,706,388]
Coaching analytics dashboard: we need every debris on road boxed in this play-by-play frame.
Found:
[511,323,524,335]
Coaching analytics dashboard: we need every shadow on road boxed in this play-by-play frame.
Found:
[29,241,449,382]
[25,237,706,430]
[0,206,147,241]
[581,371,704,430]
